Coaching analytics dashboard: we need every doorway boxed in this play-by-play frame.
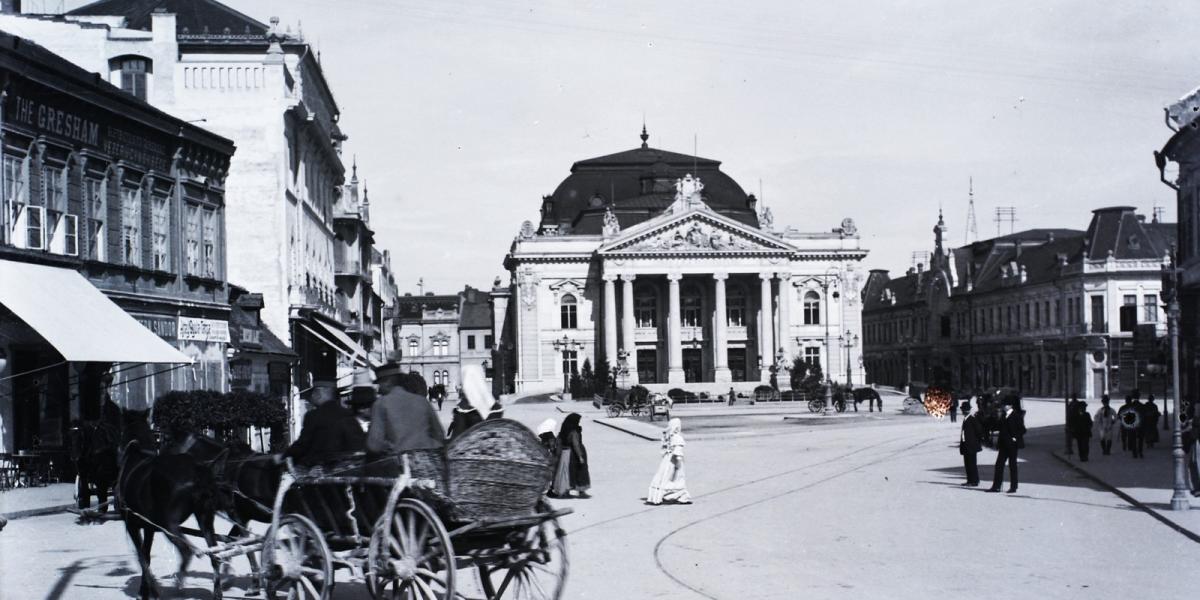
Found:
[728,348,747,382]
[1092,369,1105,400]
[637,349,658,384]
[683,348,703,383]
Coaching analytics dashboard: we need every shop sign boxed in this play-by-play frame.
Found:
[133,314,177,341]
[178,317,232,343]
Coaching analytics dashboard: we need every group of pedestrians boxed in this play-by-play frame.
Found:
[538,413,592,499]
[1065,392,1162,461]
[957,396,1026,493]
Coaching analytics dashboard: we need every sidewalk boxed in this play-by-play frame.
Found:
[1052,442,1200,541]
[0,483,77,520]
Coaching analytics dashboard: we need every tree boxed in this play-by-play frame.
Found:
[580,358,594,396]
[791,358,825,399]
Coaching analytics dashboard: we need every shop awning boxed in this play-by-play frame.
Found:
[298,318,377,368]
[0,259,192,364]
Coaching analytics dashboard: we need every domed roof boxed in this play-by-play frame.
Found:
[539,128,759,235]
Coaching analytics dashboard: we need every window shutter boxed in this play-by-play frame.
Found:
[106,175,121,262]
[140,186,151,268]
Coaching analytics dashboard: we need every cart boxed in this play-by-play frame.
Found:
[254,418,571,599]
[606,393,648,418]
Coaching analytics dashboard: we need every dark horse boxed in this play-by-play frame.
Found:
[67,401,121,510]
[178,433,284,595]
[117,407,227,600]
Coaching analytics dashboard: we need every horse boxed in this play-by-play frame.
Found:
[852,387,883,412]
[178,433,284,595]
[116,407,228,600]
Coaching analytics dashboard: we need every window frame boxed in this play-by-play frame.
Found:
[560,293,578,329]
[802,291,821,325]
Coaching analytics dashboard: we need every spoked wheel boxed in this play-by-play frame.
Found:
[835,400,847,413]
[261,513,334,600]
[807,399,823,413]
[605,404,622,418]
[474,503,568,600]
[367,498,456,599]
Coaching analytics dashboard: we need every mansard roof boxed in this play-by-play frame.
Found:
[68,0,269,38]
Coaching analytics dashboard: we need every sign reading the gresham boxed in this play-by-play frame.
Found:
[4,76,172,172]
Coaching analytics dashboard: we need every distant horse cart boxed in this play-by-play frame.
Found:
[93,411,572,600]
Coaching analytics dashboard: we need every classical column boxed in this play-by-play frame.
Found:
[621,274,639,385]
[667,272,685,384]
[777,273,792,358]
[759,273,774,381]
[603,273,618,368]
[713,273,731,382]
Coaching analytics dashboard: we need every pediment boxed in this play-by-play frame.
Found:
[600,211,794,255]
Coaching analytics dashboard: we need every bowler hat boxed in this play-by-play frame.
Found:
[375,361,404,380]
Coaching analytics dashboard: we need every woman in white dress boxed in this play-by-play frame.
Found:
[647,418,692,505]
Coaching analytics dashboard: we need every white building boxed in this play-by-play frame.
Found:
[498,131,869,395]
[0,0,368,389]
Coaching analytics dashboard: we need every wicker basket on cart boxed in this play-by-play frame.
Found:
[446,419,553,520]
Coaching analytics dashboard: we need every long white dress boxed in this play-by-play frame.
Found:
[647,427,691,504]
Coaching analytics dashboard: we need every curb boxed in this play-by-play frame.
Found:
[1,503,75,521]
[1050,451,1200,544]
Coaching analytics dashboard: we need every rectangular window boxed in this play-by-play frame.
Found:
[119,57,149,101]
[484,335,493,349]
[804,347,821,366]
[25,205,45,250]
[202,207,218,278]
[86,178,106,260]
[635,297,657,328]
[466,335,476,350]
[3,156,27,246]
[121,187,141,267]
[727,304,745,327]
[1144,294,1158,323]
[1090,295,1105,333]
[42,166,73,254]
[186,203,202,274]
[151,195,170,270]
[562,349,578,375]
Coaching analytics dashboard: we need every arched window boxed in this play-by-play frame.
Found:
[441,370,450,386]
[560,294,578,329]
[727,285,746,327]
[110,55,152,101]
[432,371,442,385]
[803,291,821,325]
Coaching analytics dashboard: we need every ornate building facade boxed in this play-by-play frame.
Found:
[862,207,1174,399]
[496,131,868,394]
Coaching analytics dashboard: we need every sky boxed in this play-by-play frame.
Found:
[109,1,1200,293]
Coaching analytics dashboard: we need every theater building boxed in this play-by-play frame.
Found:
[496,130,868,394]
[0,32,234,457]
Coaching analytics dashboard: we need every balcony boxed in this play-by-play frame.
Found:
[335,259,368,281]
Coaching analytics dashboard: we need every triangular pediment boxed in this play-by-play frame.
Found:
[600,208,794,255]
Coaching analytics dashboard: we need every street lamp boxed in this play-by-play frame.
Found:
[1161,250,1191,511]
[841,330,858,386]
[802,268,841,415]
[551,334,581,398]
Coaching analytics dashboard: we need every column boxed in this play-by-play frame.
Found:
[621,274,639,385]
[777,273,792,359]
[667,272,685,384]
[759,273,774,382]
[713,273,731,382]
[603,274,618,368]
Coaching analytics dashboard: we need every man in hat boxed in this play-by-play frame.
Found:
[959,400,983,486]
[366,362,445,457]
[988,397,1026,493]
[284,379,366,467]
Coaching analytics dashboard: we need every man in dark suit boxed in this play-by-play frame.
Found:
[988,398,1026,493]
[959,401,983,486]
[284,380,367,467]
[366,363,445,457]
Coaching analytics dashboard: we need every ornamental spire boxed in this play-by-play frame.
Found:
[640,122,649,149]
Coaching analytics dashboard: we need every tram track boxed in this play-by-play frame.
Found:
[650,434,938,600]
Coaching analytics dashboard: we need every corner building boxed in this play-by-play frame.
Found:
[497,130,868,394]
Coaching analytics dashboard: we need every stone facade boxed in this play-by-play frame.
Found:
[497,137,868,395]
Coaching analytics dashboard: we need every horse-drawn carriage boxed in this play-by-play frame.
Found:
[112,417,571,600]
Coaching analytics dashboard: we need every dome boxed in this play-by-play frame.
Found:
[539,131,759,235]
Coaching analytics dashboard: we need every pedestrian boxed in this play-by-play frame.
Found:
[988,398,1026,494]
[551,413,591,498]
[1070,400,1092,462]
[366,363,446,459]
[448,366,492,438]
[436,389,445,411]
[949,393,958,423]
[1183,408,1200,496]
[647,417,692,505]
[958,401,982,487]
[1094,395,1118,456]
[1143,395,1161,448]
[447,397,483,439]
[537,418,559,456]
[1118,395,1136,453]
[728,386,736,406]
[284,380,367,467]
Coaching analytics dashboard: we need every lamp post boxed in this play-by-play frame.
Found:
[842,330,858,386]
[551,334,580,399]
[1161,251,1191,510]
[802,268,840,414]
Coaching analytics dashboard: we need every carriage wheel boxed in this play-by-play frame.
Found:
[606,404,621,418]
[367,498,456,600]
[261,513,333,600]
[835,400,847,413]
[807,399,822,413]
[475,503,568,600]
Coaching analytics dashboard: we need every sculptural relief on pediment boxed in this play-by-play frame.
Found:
[623,220,773,253]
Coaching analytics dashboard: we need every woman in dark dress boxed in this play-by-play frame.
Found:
[551,413,591,498]
[446,397,483,439]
